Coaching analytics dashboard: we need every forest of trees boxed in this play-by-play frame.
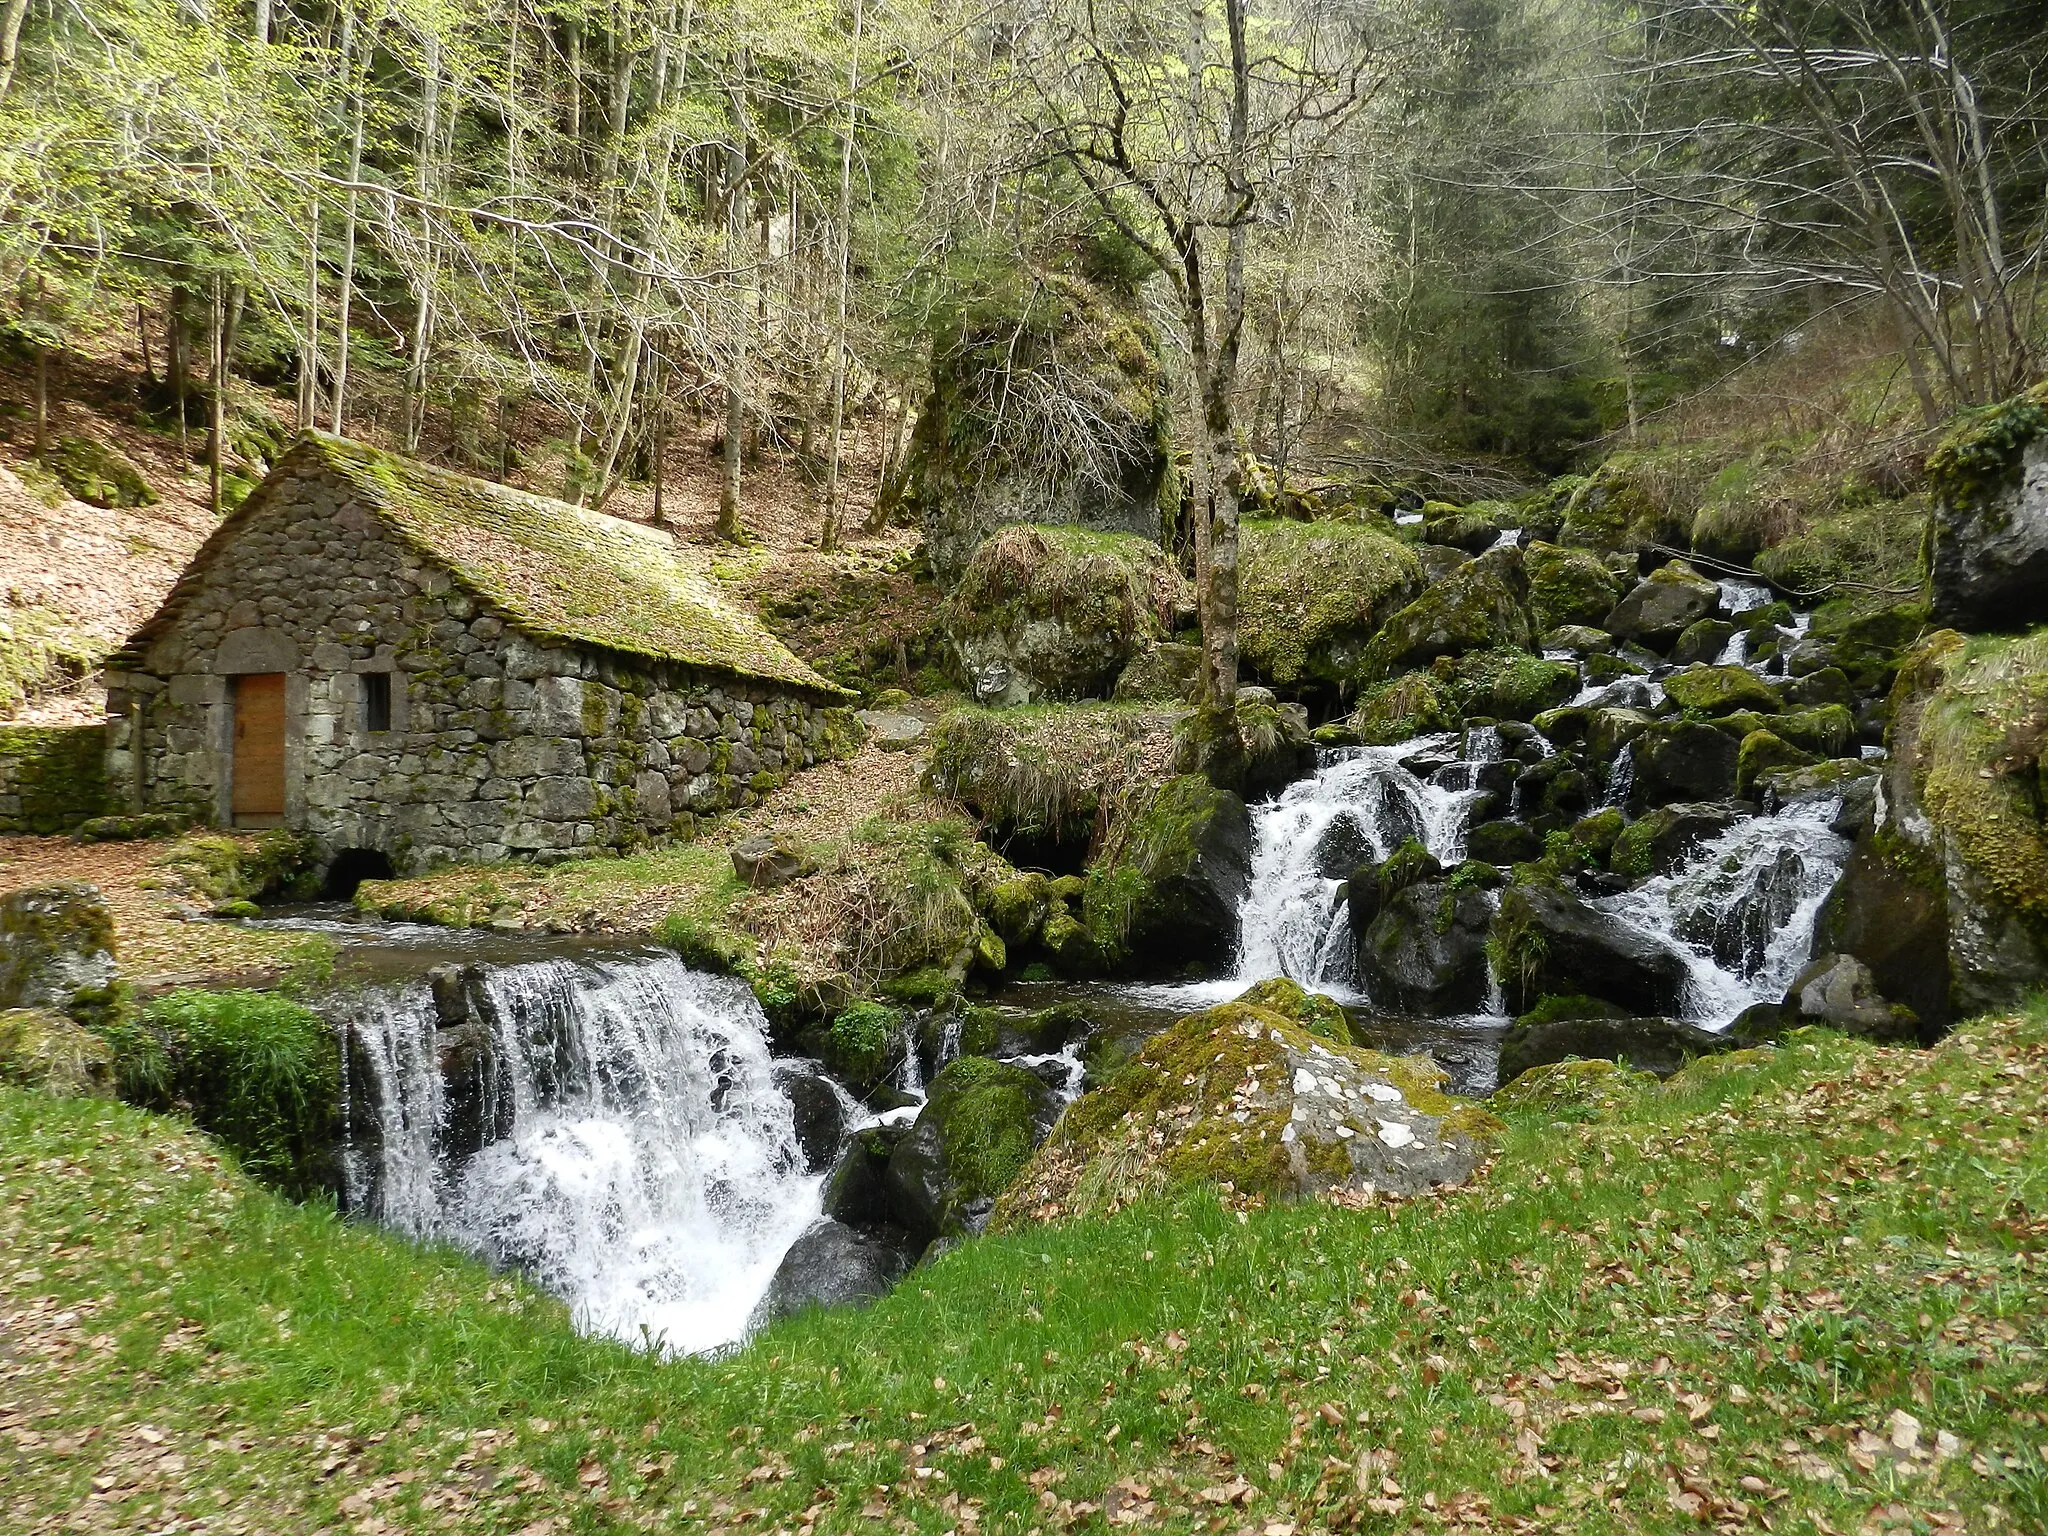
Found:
[1,0,2043,684]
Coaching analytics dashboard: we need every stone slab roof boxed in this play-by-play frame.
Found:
[130,434,849,698]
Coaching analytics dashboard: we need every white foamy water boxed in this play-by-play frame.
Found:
[341,954,820,1356]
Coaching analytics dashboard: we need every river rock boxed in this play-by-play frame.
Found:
[857,710,928,751]
[993,992,1489,1225]
[1361,546,1532,678]
[774,1061,851,1173]
[822,1125,909,1226]
[1496,1014,1736,1081]
[753,1218,917,1324]
[1669,619,1737,667]
[1661,665,1783,716]
[1084,774,1252,968]
[0,883,116,1012]
[1493,881,1690,1015]
[1608,802,1741,879]
[731,833,805,889]
[0,1007,115,1097]
[1809,840,1949,1033]
[1524,543,1622,632]
[883,1057,1058,1242]
[1358,879,1494,1013]
[1781,953,1919,1042]
[1782,666,1853,708]
[1113,642,1202,703]
[1423,507,1501,554]
[1465,820,1542,865]
[1927,383,2048,631]
[1603,561,1721,649]
[1170,690,1315,800]
[1628,720,1739,807]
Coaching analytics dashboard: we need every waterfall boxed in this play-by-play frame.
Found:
[1233,745,1480,993]
[1590,801,1851,1023]
[340,953,821,1357]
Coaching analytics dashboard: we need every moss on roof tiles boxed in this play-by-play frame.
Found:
[300,435,846,696]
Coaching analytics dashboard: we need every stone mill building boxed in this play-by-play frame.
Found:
[104,434,854,876]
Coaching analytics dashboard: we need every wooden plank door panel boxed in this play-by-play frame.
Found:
[232,673,287,819]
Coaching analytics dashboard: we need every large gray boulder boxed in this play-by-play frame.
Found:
[1497,1014,1736,1082]
[0,883,116,1012]
[753,1218,917,1325]
[1781,953,1920,1042]
[1603,561,1720,650]
[1493,880,1690,1015]
[1927,385,2048,631]
[1358,879,1494,1013]
[1360,546,1532,678]
[1810,840,1950,1032]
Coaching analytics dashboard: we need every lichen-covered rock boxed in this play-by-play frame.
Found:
[1496,1013,1736,1082]
[1662,665,1783,717]
[1669,619,1737,667]
[1558,456,1687,553]
[0,1007,116,1096]
[731,832,807,889]
[1608,802,1741,879]
[1347,673,1456,745]
[884,1056,1059,1241]
[1781,953,1919,1042]
[1464,650,1579,721]
[0,882,116,1012]
[904,271,1174,586]
[1230,977,1352,1044]
[1603,561,1721,649]
[993,996,1489,1225]
[1492,880,1689,1015]
[43,436,157,509]
[1524,542,1622,632]
[1361,546,1532,679]
[1925,381,2048,631]
[1421,507,1500,554]
[942,524,1192,706]
[1238,519,1422,688]
[1170,690,1314,799]
[1082,774,1253,969]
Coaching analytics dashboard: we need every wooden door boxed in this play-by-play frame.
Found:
[232,673,287,820]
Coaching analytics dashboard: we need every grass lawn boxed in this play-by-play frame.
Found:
[1,1011,2043,1534]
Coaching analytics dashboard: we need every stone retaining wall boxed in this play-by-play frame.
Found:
[105,463,855,872]
[0,726,109,835]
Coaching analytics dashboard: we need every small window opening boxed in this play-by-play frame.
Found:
[363,672,392,732]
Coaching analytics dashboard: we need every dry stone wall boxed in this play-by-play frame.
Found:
[106,464,853,872]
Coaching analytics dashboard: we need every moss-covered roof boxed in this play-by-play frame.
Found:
[135,435,848,697]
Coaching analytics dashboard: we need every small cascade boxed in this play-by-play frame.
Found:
[340,953,820,1357]
[936,1015,963,1070]
[1591,801,1851,1022]
[1602,743,1636,809]
[897,1019,926,1097]
[1234,745,1480,992]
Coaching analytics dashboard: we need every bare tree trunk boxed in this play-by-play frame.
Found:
[210,276,226,517]
[405,30,443,454]
[330,22,366,436]
[138,302,156,387]
[819,0,865,552]
[299,200,321,430]
[0,0,28,105]
[169,293,190,459]
[716,63,750,544]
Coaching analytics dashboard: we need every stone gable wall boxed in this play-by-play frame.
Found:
[106,465,853,872]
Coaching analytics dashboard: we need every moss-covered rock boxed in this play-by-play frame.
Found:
[1669,619,1737,667]
[1112,641,1202,702]
[993,996,1487,1226]
[1608,802,1741,879]
[1925,380,2048,631]
[1080,773,1252,970]
[1491,880,1689,1015]
[904,270,1175,586]
[0,882,116,1013]
[1238,519,1423,688]
[42,436,156,509]
[1496,1013,1736,1082]
[1357,875,1494,1013]
[1628,720,1740,807]
[1468,650,1579,721]
[1489,1056,1654,1117]
[1230,977,1352,1044]
[1169,690,1314,799]
[1361,546,1532,680]
[1524,542,1623,632]
[1421,507,1500,554]
[883,1056,1057,1240]
[0,1006,116,1096]
[1603,561,1721,649]
[1558,454,1687,553]
[941,524,1191,706]
[1662,664,1784,716]
[1347,673,1457,745]
[1736,729,1817,797]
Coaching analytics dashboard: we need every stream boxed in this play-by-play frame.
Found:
[267,575,1857,1353]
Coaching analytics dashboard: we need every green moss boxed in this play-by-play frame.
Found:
[1360,548,1532,679]
[155,831,321,904]
[1238,520,1423,686]
[1347,673,1456,745]
[924,1056,1043,1201]
[1456,649,1579,721]
[1662,666,1784,717]
[924,702,1179,848]
[41,436,156,508]
[0,1007,116,1097]
[1488,1056,1652,1116]
[100,989,340,1197]
[829,1001,905,1084]
[1925,381,2048,510]
[1735,730,1816,796]
[0,725,109,834]
[1231,977,1351,1045]
[1523,542,1622,631]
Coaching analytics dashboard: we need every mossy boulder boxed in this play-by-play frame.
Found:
[1781,953,1920,1042]
[942,524,1192,706]
[1230,977,1352,1044]
[1489,1057,1655,1116]
[1496,1013,1736,1082]
[1347,673,1456,745]
[1524,542,1623,632]
[42,436,156,509]
[905,271,1174,585]
[1735,729,1817,797]
[1603,561,1721,650]
[1421,507,1500,554]
[1608,802,1742,879]
[1558,455,1685,553]
[986,872,1051,948]
[993,996,1487,1225]
[0,1007,116,1096]
[0,882,116,1013]
[1170,690,1314,799]
[1081,774,1253,970]
[1473,651,1579,721]
[1357,875,1494,1013]
[1238,519,1423,687]
[1361,546,1532,680]
[1628,720,1739,808]
[1925,380,2048,632]
[883,1057,1058,1241]
[1662,665,1784,716]
[1112,641,1202,702]
[1669,619,1737,667]
[1492,880,1689,1015]
[1810,839,1951,1032]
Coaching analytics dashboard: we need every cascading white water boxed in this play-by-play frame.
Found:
[1591,800,1850,1023]
[342,953,821,1357]
[1233,744,1480,993]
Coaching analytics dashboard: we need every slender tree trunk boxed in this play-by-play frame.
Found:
[716,63,750,543]
[819,0,865,552]
[169,294,189,458]
[210,276,226,517]
[330,29,366,436]
[299,200,321,430]
[254,0,271,44]
[0,0,28,105]
[138,302,155,387]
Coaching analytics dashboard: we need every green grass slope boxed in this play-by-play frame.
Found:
[1,1013,2043,1534]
